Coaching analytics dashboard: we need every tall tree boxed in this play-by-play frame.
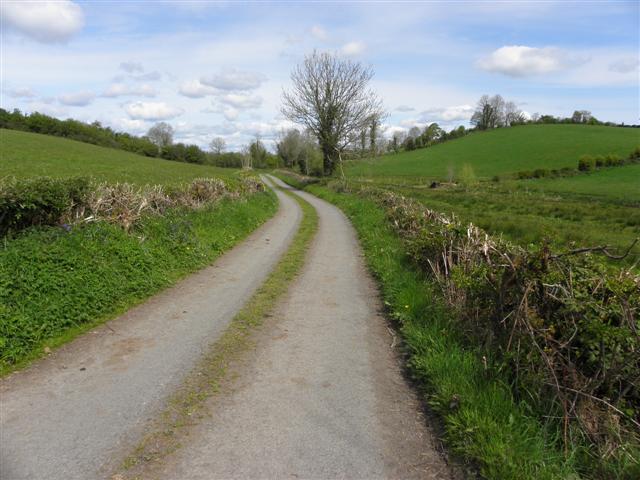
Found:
[146,122,174,152]
[282,51,384,175]
[209,137,226,155]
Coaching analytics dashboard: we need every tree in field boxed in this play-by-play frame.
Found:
[146,122,174,152]
[209,137,226,155]
[504,101,522,126]
[369,114,380,157]
[571,110,592,124]
[249,135,268,168]
[471,94,504,130]
[277,128,321,174]
[282,51,384,175]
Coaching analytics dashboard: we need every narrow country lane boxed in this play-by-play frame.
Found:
[151,175,456,480]
[0,187,301,480]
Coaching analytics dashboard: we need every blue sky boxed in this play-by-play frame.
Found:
[2,1,638,150]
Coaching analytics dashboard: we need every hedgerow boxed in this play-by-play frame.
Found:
[328,179,639,477]
[0,175,265,235]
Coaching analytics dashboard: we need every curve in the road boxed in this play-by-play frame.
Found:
[0,186,301,480]
[151,175,456,480]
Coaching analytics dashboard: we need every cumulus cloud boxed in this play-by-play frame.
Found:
[477,45,580,77]
[218,93,263,109]
[119,61,144,74]
[9,87,37,98]
[341,41,366,56]
[102,83,156,98]
[310,25,328,41]
[201,69,267,91]
[609,57,639,74]
[179,79,218,98]
[1,0,84,43]
[125,102,184,121]
[420,105,474,122]
[395,105,415,112]
[59,90,95,106]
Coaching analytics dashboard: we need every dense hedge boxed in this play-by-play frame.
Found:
[339,181,639,476]
[515,146,640,180]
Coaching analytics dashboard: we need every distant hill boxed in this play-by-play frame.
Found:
[347,124,640,181]
[0,129,233,185]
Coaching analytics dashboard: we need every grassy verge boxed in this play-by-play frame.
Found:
[117,188,318,478]
[271,172,579,479]
[0,191,278,374]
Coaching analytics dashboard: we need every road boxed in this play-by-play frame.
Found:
[146,176,455,479]
[0,186,301,480]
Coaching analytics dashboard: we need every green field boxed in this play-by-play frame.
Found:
[347,124,639,182]
[346,125,640,265]
[518,163,640,201]
[0,129,233,185]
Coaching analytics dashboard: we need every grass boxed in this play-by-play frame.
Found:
[297,180,578,479]
[517,163,640,201]
[0,128,235,185]
[117,187,318,478]
[342,124,640,266]
[0,192,278,374]
[347,124,639,181]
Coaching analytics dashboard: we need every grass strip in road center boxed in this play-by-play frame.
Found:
[116,188,318,479]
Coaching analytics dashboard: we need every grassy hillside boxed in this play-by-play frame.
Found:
[344,125,639,265]
[347,124,639,181]
[0,129,232,185]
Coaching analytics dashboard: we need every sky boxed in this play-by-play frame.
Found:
[1,0,639,151]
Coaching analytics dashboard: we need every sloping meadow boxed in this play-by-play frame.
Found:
[0,175,276,372]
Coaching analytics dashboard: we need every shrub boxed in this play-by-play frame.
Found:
[594,155,606,168]
[458,164,477,186]
[578,155,596,171]
[372,189,640,472]
[517,170,534,179]
[532,168,551,178]
[0,177,91,235]
[604,153,623,167]
[630,146,640,160]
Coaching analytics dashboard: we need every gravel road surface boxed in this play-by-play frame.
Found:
[151,176,455,480]
[0,186,300,480]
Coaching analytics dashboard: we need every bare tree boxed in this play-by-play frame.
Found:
[470,94,508,130]
[146,122,174,152]
[282,51,384,175]
[504,101,525,126]
[209,137,226,155]
[240,145,252,169]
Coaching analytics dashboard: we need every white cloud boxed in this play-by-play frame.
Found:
[395,105,415,112]
[134,71,162,82]
[110,117,147,134]
[310,25,328,41]
[102,83,156,98]
[609,57,639,74]
[223,107,239,121]
[59,90,95,106]
[201,69,267,91]
[420,105,474,122]
[218,93,263,109]
[125,102,184,121]
[1,0,84,43]
[179,79,218,98]
[477,45,579,77]
[9,87,37,98]
[119,61,144,74]
[341,41,366,56]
